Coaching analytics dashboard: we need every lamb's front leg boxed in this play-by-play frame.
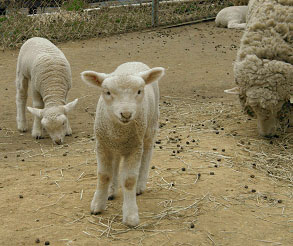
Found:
[91,150,112,214]
[121,151,142,227]
[65,119,72,136]
[31,92,44,139]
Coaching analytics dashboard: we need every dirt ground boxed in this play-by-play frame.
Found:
[0,22,292,246]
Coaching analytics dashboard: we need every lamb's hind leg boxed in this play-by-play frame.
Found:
[16,75,28,132]
[91,150,112,214]
[108,155,121,200]
[137,138,155,195]
[227,21,246,30]
[31,91,44,139]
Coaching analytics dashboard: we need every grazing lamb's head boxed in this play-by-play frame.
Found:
[225,86,288,137]
[249,105,281,138]
[245,88,285,137]
[27,99,78,144]
[81,67,164,124]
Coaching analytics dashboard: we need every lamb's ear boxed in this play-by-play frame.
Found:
[224,87,240,95]
[138,67,165,85]
[64,98,78,113]
[81,71,108,87]
[27,107,43,118]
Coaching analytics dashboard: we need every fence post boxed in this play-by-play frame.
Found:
[152,0,159,27]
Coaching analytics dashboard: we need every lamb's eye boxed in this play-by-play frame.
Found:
[106,91,111,96]
[62,122,65,126]
[138,90,141,95]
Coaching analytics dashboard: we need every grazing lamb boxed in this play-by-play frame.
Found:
[225,0,293,137]
[215,6,248,29]
[81,62,165,227]
[16,37,78,144]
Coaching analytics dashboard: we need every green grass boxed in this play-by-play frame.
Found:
[63,0,87,11]
[0,16,7,22]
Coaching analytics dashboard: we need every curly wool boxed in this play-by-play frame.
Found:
[18,37,72,107]
[234,0,293,115]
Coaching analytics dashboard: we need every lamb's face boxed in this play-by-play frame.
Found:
[41,107,68,144]
[27,99,78,144]
[81,65,165,125]
[102,76,145,124]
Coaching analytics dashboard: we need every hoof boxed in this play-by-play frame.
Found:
[91,211,102,215]
[17,122,28,132]
[123,214,139,227]
[136,185,146,196]
[66,128,72,136]
[108,195,115,200]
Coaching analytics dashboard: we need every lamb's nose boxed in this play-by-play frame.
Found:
[121,112,132,119]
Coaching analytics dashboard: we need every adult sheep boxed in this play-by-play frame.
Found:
[81,62,165,227]
[16,37,78,144]
[225,0,293,137]
[215,5,248,29]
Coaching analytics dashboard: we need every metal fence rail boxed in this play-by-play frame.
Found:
[0,0,248,49]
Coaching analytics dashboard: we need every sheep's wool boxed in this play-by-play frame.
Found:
[18,37,71,106]
[234,0,293,116]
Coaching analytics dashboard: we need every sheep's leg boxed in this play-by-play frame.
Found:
[91,151,112,214]
[227,21,246,30]
[65,120,72,136]
[16,75,28,132]
[108,155,121,200]
[136,141,154,195]
[31,91,44,139]
[65,96,73,136]
[121,151,142,227]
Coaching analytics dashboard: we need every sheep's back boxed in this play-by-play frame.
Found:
[239,0,293,65]
[18,37,71,101]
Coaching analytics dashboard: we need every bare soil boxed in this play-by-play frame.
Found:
[0,22,292,246]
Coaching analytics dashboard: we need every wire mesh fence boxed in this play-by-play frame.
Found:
[0,0,248,49]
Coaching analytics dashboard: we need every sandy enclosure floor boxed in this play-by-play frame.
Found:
[0,22,292,246]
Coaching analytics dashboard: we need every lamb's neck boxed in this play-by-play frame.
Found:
[43,94,66,107]
[41,79,69,108]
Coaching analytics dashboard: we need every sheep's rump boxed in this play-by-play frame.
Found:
[234,0,293,112]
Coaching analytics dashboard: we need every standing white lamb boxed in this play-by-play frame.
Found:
[16,37,78,144]
[215,6,248,29]
[225,0,293,137]
[81,62,165,227]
